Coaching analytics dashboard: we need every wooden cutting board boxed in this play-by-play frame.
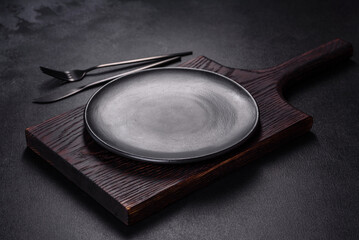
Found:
[26,39,352,225]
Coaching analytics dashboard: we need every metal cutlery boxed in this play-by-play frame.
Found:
[40,51,192,82]
[33,56,181,103]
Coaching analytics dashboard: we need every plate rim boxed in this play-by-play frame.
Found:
[84,67,259,164]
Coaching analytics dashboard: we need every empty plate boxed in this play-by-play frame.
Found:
[84,68,259,163]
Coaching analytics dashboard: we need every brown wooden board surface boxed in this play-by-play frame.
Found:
[25,39,353,225]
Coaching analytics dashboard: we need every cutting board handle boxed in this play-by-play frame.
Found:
[272,38,353,87]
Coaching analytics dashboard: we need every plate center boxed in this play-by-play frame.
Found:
[132,94,209,135]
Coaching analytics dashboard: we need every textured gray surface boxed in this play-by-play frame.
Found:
[1,0,359,239]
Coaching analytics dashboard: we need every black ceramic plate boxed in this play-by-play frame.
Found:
[84,68,259,164]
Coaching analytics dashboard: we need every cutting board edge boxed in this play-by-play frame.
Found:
[25,128,131,225]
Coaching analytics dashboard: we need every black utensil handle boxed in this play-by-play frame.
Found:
[273,38,353,86]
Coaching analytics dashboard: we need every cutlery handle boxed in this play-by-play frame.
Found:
[273,38,353,87]
[85,56,181,88]
[85,51,192,71]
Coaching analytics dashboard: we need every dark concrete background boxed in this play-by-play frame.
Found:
[1,0,359,239]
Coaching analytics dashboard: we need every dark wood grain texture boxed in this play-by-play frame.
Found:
[25,39,353,225]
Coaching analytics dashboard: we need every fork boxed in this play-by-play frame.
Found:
[40,51,192,82]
